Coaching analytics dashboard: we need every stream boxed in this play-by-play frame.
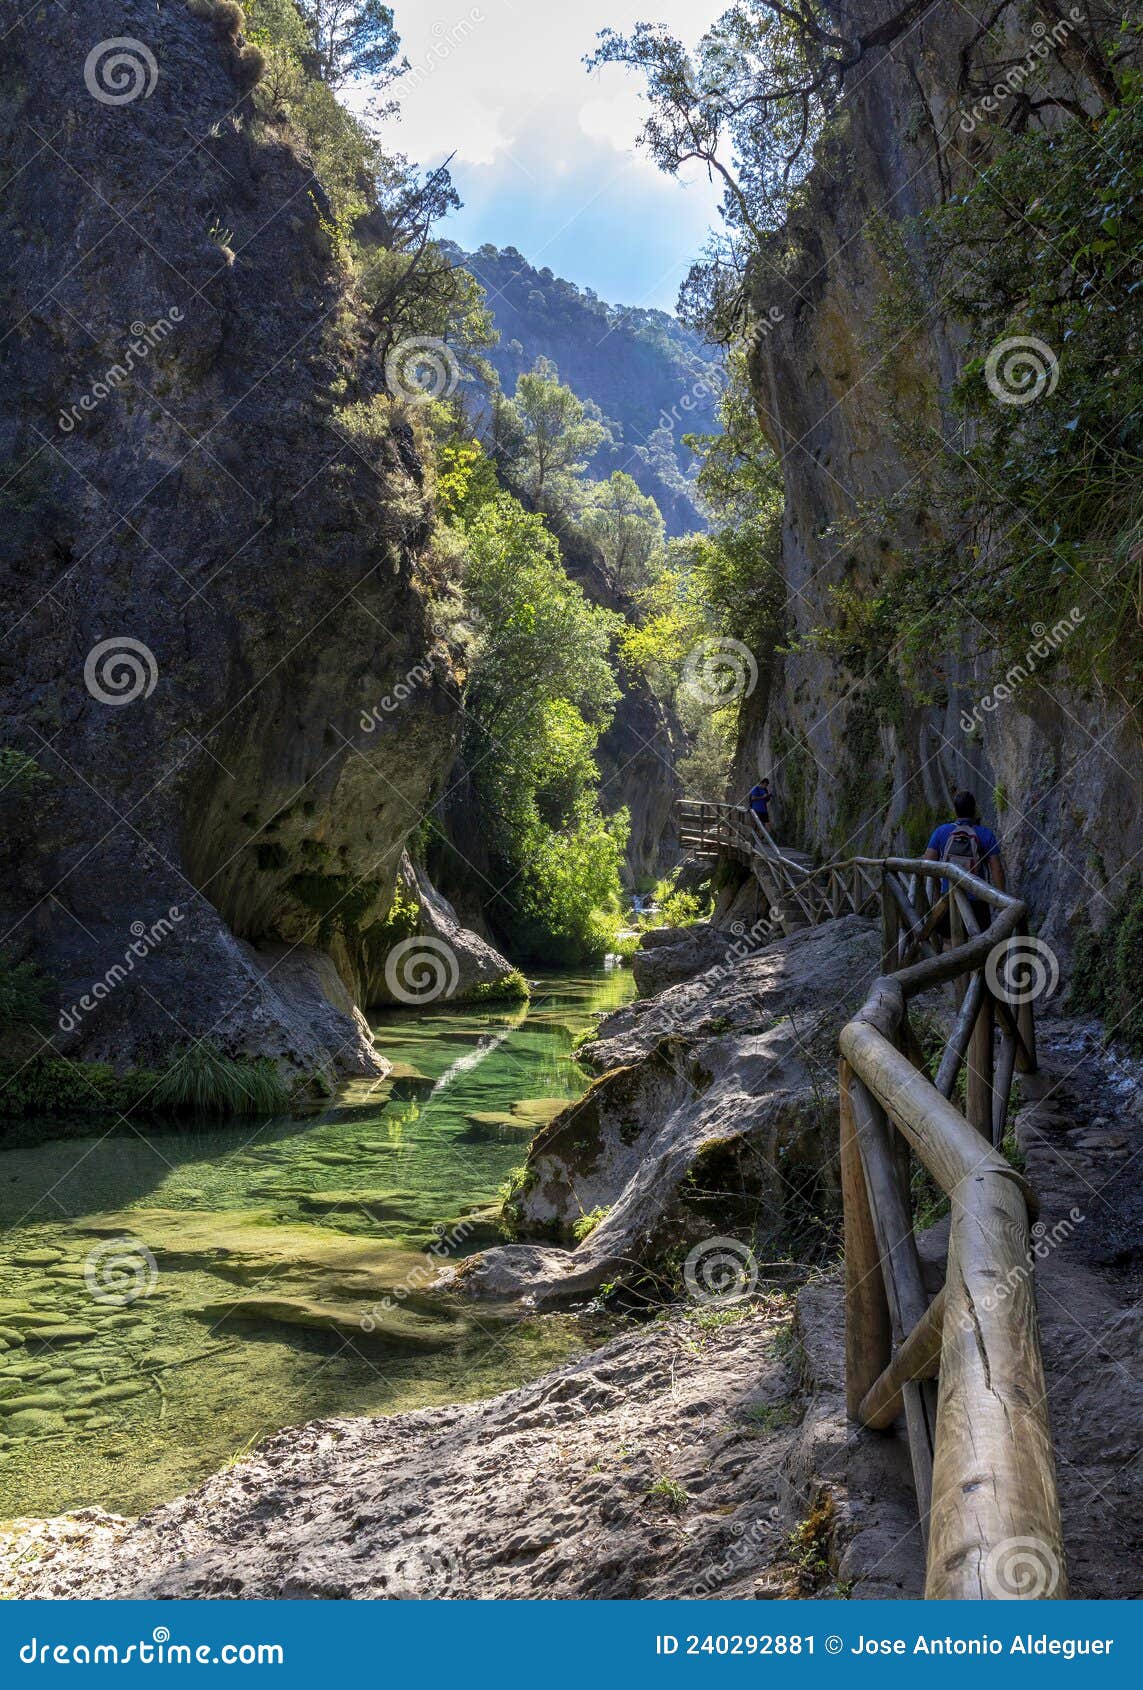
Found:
[0,965,635,1521]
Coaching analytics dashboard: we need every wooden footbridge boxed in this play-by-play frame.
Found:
[679,800,1065,1601]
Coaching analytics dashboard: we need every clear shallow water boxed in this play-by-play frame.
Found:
[0,966,635,1520]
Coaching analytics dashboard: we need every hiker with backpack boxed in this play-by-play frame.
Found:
[748,778,772,827]
[924,789,1005,930]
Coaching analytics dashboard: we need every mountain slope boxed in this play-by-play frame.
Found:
[445,243,724,535]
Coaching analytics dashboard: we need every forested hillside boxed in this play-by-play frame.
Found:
[441,242,724,533]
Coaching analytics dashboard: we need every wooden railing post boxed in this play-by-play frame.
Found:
[966,978,995,1142]
[881,870,900,973]
[926,1171,1067,1600]
[839,1059,892,1420]
[850,1073,937,1532]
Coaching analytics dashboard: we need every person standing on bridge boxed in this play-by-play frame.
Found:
[923,788,1005,931]
[748,778,772,828]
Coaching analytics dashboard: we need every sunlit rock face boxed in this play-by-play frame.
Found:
[735,0,1141,952]
[0,0,462,1075]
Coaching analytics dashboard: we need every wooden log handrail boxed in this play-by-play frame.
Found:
[677,800,1066,1600]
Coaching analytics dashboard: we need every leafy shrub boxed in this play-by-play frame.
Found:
[0,1057,159,1120]
[0,748,49,797]
[1069,878,1143,1053]
[0,1047,294,1121]
[464,971,530,1003]
[0,950,51,1047]
[571,1204,609,1242]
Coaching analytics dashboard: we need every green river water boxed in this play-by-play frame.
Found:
[0,966,635,1520]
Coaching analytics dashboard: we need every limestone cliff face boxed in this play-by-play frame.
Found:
[740,0,1141,952]
[0,0,462,1075]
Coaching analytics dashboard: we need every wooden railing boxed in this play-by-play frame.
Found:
[679,802,1066,1600]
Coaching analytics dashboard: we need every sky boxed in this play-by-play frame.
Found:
[373,0,727,313]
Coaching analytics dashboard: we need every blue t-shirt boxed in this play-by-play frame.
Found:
[927,821,1000,891]
[749,785,770,818]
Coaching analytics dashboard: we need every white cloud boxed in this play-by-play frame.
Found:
[356,0,728,306]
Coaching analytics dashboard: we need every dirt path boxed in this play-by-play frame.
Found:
[1015,1015,1143,1598]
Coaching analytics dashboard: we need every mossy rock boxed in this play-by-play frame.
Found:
[0,1326,25,1347]
[510,1097,569,1128]
[6,1408,66,1435]
[10,1248,66,1267]
[0,1390,66,1415]
[76,1381,149,1406]
[24,1325,98,1346]
[381,1062,430,1082]
[200,1294,466,1350]
[296,1190,408,1220]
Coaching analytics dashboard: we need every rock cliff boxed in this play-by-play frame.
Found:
[739,0,1141,952]
[0,0,470,1077]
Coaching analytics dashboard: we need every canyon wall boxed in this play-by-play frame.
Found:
[0,0,462,1075]
[739,0,1141,953]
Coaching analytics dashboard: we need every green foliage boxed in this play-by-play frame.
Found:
[571,1204,609,1242]
[901,799,944,859]
[0,1047,289,1121]
[589,8,834,338]
[371,883,420,949]
[0,950,52,1054]
[646,1475,688,1513]
[463,970,531,1003]
[0,748,49,798]
[497,1162,537,1225]
[642,871,711,928]
[625,348,786,798]
[152,1043,292,1116]
[617,557,708,696]
[1069,877,1143,1053]
[434,436,501,526]
[684,1302,754,1330]
[294,1,404,89]
[448,241,722,532]
[355,236,494,372]
[458,490,628,962]
[0,1057,158,1120]
[899,64,1143,707]
[287,871,381,942]
[247,0,381,234]
[741,1401,796,1432]
[785,1492,838,1596]
[245,0,484,384]
[496,359,609,515]
[581,470,665,590]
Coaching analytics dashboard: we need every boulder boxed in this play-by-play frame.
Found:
[443,917,880,1304]
[367,854,523,1006]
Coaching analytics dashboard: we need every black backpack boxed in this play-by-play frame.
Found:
[941,823,988,882]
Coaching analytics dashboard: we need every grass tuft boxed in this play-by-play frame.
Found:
[151,1043,291,1116]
